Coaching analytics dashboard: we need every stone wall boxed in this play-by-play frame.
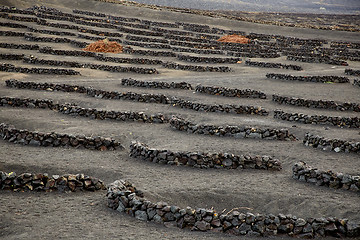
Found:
[162,62,231,72]
[0,63,80,75]
[107,179,360,238]
[176,54,241,64]
[0,42,40,50]
[354,79,360,88]
[123,48,176,57]
[0,30,25,36]
[129,141,282,170]
[292,162,359,193]
[0,171,106,192]
[22,56,159,74]
[274,110,359,128]
[0,122,123,151]
[6,80,268,116]
[272,95,360,112]
[303,133,360,154]
[0,96,169,124]
[195,85,266,99]
[266,73,350,83]
[286,55,348,66]
[345,69,360,76]
[121,78,193,90]
[245,60,302,71]
[169,116,297,141]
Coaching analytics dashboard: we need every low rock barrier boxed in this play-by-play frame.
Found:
[345,69,360,76]
[0,122,123,151]
[170,116,296,141]
[195,85,266,99]
[176,54,241,64]
[292,162,360,193]
[6,80,267,116]
[0,53,24,60]
[162,62,231,72]
[272,95,360,112]
[0,171,106,192]
[266,73,350,83]
[0,30,25,36]
[274,110,359,128]
[0,63,80,75]
[0,97,169,124]
[129,141,282,170]
[22,56,159,74]
[303,133,360,154]
[121,78,193,90]
[0,43,40,50]
[107,179,360,238]
[354,79,360,88]
[123,40,171,49]
[245,60,302,71]
[286,55,348,66]
[123,48,176,57]
[94,55,163,65]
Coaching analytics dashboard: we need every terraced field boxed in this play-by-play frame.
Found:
[0,0,359,239]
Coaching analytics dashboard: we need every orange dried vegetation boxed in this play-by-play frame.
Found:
[82,39,123,53]
[217,34,251,44]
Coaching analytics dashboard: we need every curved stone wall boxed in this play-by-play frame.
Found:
[107,179,360,238]
[195,85,266,99]
[0,171,106,192]
[0,123,123,151]
[303,133,360,154]
[272,95,360,112]
[169,116,297,141]
[176,54,241,64]
[354,79,360,88]
[130,141,282,170]
[245,60,302,71]
[274,110,359,128]
[22,56,159,74]
[0,96,169,124]
[162,62,231,72]
[345,69,360,76]
[6,80,268,116]
[266,73,350,83]
[292,162,359,193]
[0,63,80,75]
[121,78,193,90]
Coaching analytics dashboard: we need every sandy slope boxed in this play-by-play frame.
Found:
[0,0,359,239]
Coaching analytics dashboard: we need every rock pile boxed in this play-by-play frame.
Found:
[195,85,266,99]
[303,133,360,154]
[274,110,359,128]
[266,73,350,83]
[169,116,297,141]
[292,162,360,193]
[245,60,302,71]
[272,95,360,112]
[345,69,360,76]
[121,78,193,90]
[0,171,106,192]
[0,63,80,75]
[107,179,360,238]
[0,122,123,151]
[129,141,282,170]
